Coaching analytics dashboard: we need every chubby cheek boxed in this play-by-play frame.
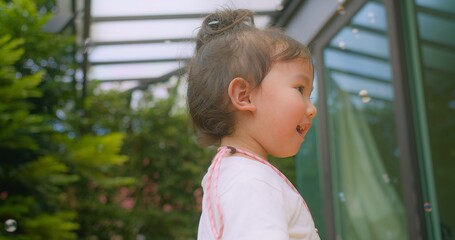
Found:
[255,89,305,131]
[281,95,306,121]
[272,98,305,133]
[259,99,306,157]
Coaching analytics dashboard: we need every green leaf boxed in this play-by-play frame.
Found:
[23,212,79,240]
[17,155,79,195]
[0,35,24,67]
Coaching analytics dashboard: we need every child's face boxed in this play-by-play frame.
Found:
[250,58,317,158]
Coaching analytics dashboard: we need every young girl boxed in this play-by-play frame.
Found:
[187,9,319,240]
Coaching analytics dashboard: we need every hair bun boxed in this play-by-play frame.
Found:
[196,9,255,51]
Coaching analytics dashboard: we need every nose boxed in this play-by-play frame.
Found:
[306,103,317,119]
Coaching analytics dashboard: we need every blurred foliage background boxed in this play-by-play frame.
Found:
[0,0,297,239]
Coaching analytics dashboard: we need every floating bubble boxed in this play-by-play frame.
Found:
[352,28,360,38]
[338,192,346,202]
[359,89,371,103]
[424,202,432,212]
[382,174,391,183]
[4,219,17,232]
[367,11,376,23]
[338,40,346,49]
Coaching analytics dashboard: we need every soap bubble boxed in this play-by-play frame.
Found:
[4,219,17,232]
[338,40,346,49]
[424,202,433,212]
[359,89,371,103]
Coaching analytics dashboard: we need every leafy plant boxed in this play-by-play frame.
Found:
[0,1,132,239]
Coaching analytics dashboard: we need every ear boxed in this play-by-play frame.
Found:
[228,77,256,112]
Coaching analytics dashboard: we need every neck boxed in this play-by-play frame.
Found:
[220,135,268,160]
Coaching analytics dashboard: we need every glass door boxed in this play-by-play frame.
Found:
[315,0,409,239]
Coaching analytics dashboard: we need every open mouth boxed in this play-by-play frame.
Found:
[296,125,303,134]
[296,123,311,137]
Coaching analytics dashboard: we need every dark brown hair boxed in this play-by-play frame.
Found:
[187,9,312,146]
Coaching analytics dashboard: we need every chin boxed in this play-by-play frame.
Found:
[270,148,299,158]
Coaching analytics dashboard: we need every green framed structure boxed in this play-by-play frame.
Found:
[291,0,454,239]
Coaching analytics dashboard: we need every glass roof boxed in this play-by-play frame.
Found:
[84,0,287,91]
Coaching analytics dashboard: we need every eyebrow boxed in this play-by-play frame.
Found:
[294,74,313,83]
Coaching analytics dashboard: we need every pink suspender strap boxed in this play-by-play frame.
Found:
[205,147,229,239]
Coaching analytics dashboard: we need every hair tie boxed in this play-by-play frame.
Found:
[227,146,237,154]
[208,20,220,28]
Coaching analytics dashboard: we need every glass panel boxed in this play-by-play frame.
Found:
[324,49,391,80]
[414,0,455,238]
[90,16,271,42]
[87,0,279,86]
[92,0,284,17]
[89,62,181,81]
[97,81,140,91]
[415,0,455,15]
[329,27,389,59]
[322,1,408,239]
[351,1,387,31]
[89,42,195,62]
[91,18,204,42]
[417,13,455,48]
[421,46,455,74]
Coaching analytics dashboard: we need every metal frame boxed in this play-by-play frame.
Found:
[128,67,186,91]
[397,0,442,238]
[81,0,91,99]
[384,0,426,238]
[274,0,307,27]
[312,0,367,238]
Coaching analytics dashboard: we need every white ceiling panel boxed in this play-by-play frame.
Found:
[89,62,182,81]
[91,19,203,42]
[90,42,195,62]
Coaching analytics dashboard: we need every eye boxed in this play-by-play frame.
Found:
[296,86,304,94]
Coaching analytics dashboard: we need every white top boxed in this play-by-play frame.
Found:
[197,156,319,240]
